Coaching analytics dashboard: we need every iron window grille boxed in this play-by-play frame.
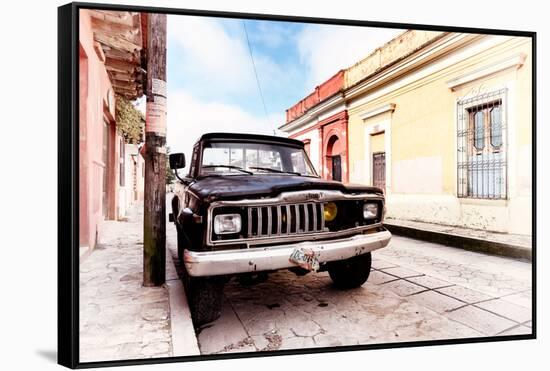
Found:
[457,88,508,199]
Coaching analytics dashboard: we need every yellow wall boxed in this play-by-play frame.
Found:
[347,35,532,234]
[370,132,385,154]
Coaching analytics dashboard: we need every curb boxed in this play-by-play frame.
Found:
[166,253,201,356]
[384,222,532,261]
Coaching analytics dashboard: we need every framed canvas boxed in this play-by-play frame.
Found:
[58,2,536,368]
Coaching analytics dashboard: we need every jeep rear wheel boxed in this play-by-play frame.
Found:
[184,275,224,326]
[328,252,372,289]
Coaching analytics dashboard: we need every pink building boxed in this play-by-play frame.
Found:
[280,71,350,183]
[79,10,147,253]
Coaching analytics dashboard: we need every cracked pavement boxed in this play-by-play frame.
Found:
[195,236,532,354]
[79,205,173,362]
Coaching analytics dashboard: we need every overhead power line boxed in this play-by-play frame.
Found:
[242,20,275,134]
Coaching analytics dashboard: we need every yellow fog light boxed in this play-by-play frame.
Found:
[324,202,338,222]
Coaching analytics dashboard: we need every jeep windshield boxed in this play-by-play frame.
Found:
[199,141,318,177]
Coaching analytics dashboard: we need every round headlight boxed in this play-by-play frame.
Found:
[324,202,338,222]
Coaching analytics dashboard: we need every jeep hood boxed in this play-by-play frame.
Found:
[188,175,383,202]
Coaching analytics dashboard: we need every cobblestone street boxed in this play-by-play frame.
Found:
[193,236,532,354]
[79,202,532,359]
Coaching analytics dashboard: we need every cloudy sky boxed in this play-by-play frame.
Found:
[164,14,403,160]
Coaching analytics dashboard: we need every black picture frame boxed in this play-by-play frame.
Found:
[58,2,537,368]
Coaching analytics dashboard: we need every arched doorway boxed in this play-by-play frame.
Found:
[326,134,343,181]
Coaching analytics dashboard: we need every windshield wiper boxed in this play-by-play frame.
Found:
[202,164,253,175]
[248,166,301,176]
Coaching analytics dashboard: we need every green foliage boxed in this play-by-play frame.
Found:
[116,96,145,144]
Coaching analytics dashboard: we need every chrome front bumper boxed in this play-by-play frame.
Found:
[183,229,391,277]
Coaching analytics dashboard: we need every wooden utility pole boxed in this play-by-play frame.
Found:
[143,13,167,287]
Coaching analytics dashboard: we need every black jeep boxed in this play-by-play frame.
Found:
[169,133,391,325]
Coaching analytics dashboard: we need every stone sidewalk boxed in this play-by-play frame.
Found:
[79,202,198,363]
[384,218,532,260]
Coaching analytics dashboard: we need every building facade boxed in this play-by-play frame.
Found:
[281,71,350,182]
[79,10,147,252]
[282,30,532,235]
[117,143,146,219]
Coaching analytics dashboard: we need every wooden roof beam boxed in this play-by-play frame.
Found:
[113,83,138,90]
[103,48,141,63]
[94,33,142,53]
[105,65,137,75]
[112,78,142,87]
[109,70,141,81]
[89,10,139,27]
[91,17,142,47]
[104,57,139,72]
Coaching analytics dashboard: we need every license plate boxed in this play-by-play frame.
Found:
[289,247,320,272]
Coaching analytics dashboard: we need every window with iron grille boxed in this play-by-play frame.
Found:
[457,88,507,199]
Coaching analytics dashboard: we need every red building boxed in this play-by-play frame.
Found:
[280,70,349,182]
[79,10,147,254]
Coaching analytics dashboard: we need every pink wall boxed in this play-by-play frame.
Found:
[79,10,120,249]
[285,70,344,123]
[289,111,349,183]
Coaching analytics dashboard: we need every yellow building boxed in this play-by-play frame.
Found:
[345,31,532,235]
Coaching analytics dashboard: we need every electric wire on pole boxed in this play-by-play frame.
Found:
[242,20,276,135]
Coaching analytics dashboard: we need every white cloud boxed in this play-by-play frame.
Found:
[296,25,404,90]
[166,89,284,162]
[168,15,292,98]
[168,15,255,94]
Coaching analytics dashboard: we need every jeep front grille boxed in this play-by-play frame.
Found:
[247,203,325,238]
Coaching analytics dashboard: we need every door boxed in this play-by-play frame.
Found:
[102,118,110,218]
[372,152,386,192]
[332,155,342,181]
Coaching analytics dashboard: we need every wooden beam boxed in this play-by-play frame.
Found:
[103,48,141,63]
[105,66,136,76]
[94,33,142,53]
[109,74,137,83]
[112,79,141,90]
[105,67,136,76]
[104,57,139,73]
[112,86,142,101]
[112,85,138,95]
[91,16,142,47]
[109,70,140,81]
[89,10,137,27]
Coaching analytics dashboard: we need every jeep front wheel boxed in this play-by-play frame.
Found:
[184,276,224,326]
[328,252,372,289]
[176,226,190,264]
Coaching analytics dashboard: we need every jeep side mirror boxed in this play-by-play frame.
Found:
[169,153,185,169]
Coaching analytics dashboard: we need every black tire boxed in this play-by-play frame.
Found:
[177,228,224,326]
[328,252,372,289]
[184,275,225,327]
[176,226,190,264]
